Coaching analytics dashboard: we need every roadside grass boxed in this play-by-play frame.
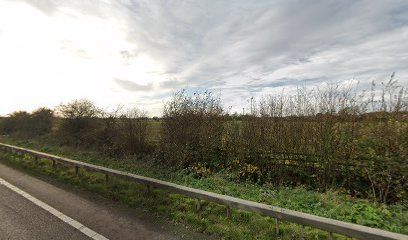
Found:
[0,135,407,238]
[0,150,327,240]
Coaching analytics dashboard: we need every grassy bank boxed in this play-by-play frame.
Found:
[0,135,407,239]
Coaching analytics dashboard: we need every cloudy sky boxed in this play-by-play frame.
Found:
[1,0,407,116]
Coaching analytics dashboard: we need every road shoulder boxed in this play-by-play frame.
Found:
[0,161,212,240]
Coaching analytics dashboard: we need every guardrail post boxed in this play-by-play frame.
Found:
[146,185,151,194]
[328,232,333,240]
[226,206,231,218]
[195,199,201,211]
[105,174,109,183]
[275,218,279,236]
[75,166,79,176]
[52,159,56,168]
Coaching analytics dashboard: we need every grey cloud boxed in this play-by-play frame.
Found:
[120,50,139,61]
[114,78,153,91]
[247,78,325,92]
[159,78,185,89]
[17,0,408,113]
[117,1,408,94]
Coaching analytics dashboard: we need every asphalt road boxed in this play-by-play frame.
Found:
[0,162,210,240]
[0,184,90,240]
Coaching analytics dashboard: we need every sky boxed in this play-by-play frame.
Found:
[0,0,407,116]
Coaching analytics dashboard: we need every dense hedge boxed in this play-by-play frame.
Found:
[1,77,407,203]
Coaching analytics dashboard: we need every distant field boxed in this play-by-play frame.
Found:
[146,120,162,143]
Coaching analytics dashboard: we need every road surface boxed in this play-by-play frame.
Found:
[0,161,210,240]
[0,184,90,239]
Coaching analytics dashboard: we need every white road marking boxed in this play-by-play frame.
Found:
[0,177,109,240]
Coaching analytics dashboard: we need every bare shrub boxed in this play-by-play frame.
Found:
[31,108,54,136]
[55,100,151,155]
[56,99,102,146]
[0,108,53,138]
[0,111,31,137]
[116,108,151,155]
[94,106,123,155]
[160,90,224,169]
[231,74,407,203]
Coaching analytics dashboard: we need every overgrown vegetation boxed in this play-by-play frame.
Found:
[0,137,406,239]
[0,108,53,138]
[220,78,408,204]
[160,90,225,170]
[0,74,407,205]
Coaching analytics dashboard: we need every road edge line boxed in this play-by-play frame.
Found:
[0,177,109,240]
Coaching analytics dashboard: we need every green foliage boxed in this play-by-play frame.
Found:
[1,137,408,235]
[0,136,406,237]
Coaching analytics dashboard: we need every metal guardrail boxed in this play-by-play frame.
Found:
[0,142,406,240]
